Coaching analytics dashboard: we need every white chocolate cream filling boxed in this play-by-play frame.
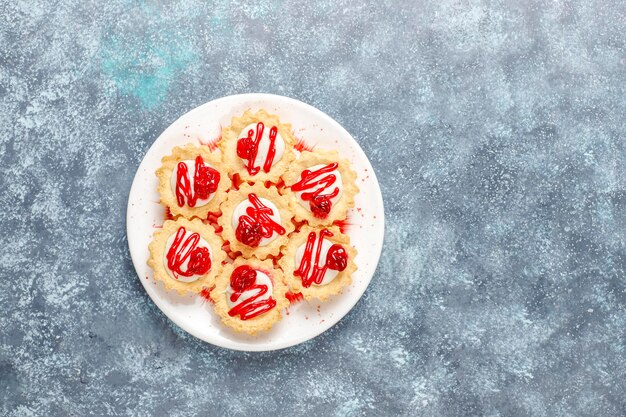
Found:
[294,164,343,210]
[163,229,212,283]
[239,123,285,170]
[231,197,282,246]
[226,270,273,309]
[294,237,339,285]
[170,159,217,207]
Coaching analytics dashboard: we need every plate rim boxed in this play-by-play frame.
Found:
[126,93,385,351]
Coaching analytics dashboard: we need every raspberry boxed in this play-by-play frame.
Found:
[326,244,347,271]
[194,165,220,199]
[236,220,262,247]
[236,137,253,159]
[309,195,332,218]
[188,247,211,275]
[230,266,257,292]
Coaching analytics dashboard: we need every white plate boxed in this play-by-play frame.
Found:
[127,93,384,351]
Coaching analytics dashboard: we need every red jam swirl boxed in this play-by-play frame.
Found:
[228,266,277,320]
[295,229,348,288]
[235,193,286,247]
[175,155,220,207]
[236,122,279,176]
[166,227,211,279]
[291,163,340,218]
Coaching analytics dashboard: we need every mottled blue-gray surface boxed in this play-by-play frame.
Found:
[1,0,625,416]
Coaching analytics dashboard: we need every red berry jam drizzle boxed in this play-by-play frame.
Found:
[291,163,340,219]
[235,193,286,247]
[236,122,278,176]
[166,227,212,279]
[175,156,220,207]
[228,266,276,320]
[295,229,348,288]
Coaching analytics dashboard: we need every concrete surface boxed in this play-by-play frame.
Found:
[1,0,625,415]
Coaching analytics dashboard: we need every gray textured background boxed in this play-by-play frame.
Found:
[1,0,625,416]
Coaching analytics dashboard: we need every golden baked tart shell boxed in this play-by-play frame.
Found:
[147,218,225,295]
[218,182,295,260]
[219,109,296,183]
[279,225,357,301]
[212,257,288,335]
[157,144,230,219]
[282,149,358,226]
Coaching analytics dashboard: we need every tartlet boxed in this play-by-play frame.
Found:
[212,257,288,335]
[279,225,357,301]
[220,109,296,183]
[148,218,225,295]
[218,182,295,259]
[282,149,358,226]
[156,144,230,219]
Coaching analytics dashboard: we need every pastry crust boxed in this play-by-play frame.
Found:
[156,144,230,219]
[282,149,358,226]
[147,218,225,295]
[279,225,357,301]
[219,109,296,183]
[218,182,295,259]
[212,257,288,335]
